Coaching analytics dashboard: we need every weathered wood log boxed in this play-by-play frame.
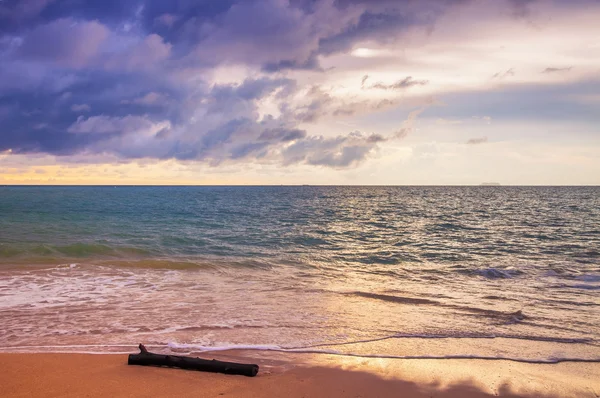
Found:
[128,344,259,377]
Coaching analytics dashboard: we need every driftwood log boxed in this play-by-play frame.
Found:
[128,344,259,377]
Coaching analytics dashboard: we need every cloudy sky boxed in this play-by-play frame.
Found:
[0,0,598,185]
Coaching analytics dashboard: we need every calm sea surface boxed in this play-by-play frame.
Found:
[0,186,599,362]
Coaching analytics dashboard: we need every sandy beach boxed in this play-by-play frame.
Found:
[1,352,598,398]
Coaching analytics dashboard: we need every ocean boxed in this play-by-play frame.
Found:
[0,186,598,363]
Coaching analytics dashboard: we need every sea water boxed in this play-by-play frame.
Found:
[0,186,598,362]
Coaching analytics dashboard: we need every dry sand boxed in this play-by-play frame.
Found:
[1,352,599,397]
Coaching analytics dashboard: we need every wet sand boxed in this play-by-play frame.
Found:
[1,352,598,397]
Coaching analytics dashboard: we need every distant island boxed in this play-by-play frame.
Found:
[480,182,501,186]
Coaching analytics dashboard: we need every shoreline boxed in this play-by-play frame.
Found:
[1,352,598,397]
[1,346,599,365]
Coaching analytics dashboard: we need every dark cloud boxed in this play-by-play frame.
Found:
[40,1,141,25]
[103,34,172,72]
[0,66,180,156]
[542,67,573,73]
[196,118,249,158]
[121,92,168,106]
[282,132,378,168]
[0,0,498,169]
[71,104,91,112]
[333,0,470,7]
[1,0,465,73]
[279,85,404,125]
[0,69,392,168]
[258,128,307,142]
[466,137,488,145]
[318,11,410,56]
[67,115,159,135]
[281,86,335,123]
[16,18,110,68]
[191,0,469,69]
[366,133,387,143]
[7,17,171,74]
[0,90,81,154]
[142,0,252,50]
[188,0,323,68]
[211,77,294,102]
[262,52,321,72]
[229,141,270,160]
[0,124,86,155]
[0,0,55,32]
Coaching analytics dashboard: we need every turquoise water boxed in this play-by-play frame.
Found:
[0,186,599,362]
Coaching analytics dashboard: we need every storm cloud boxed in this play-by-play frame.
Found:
[1,0,598,174]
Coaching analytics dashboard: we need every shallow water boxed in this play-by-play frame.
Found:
[0,186,598,362]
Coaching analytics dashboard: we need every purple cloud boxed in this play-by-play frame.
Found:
[67,115,162,135]
[71,104,91,112]
[190,0,320,67]
[282,132,378,168]
[0,0,55,30]
[2,0,598,172]
[17,19,109,68]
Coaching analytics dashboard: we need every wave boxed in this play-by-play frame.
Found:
[349,291,528,324]
[476,267,524,279]
[2,331,598,364]
[552,283,600,291]
[0,344,137,354]
[7,343,592,365]
[173,324,269,332]
[0,252,277,271]
[482,295,519,301]
[576,274,600,282]
[450,266,525,279]
[166,342,600,364]
[0,243,153,261]
[99,259,219,271]
[168,342,282,352]
[348,292,438,305]
[290,333,596,349]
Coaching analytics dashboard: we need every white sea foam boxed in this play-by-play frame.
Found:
[1,247,599,362]
[162,342,600,364]
[167,342,282,352]
[1,341,599,365]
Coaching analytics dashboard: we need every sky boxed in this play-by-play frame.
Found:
[0,0,599,185]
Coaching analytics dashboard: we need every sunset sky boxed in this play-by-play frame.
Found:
[0,0,599,185]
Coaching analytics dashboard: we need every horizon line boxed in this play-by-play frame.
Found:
[2,184,599,187]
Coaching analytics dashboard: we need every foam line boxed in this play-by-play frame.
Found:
[2,343,599,364]
[167,344,600,364]
[282,333,595,350]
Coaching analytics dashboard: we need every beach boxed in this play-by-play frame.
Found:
[2,352,599,397]
[1,186,599,397]
[2,0,599,393]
